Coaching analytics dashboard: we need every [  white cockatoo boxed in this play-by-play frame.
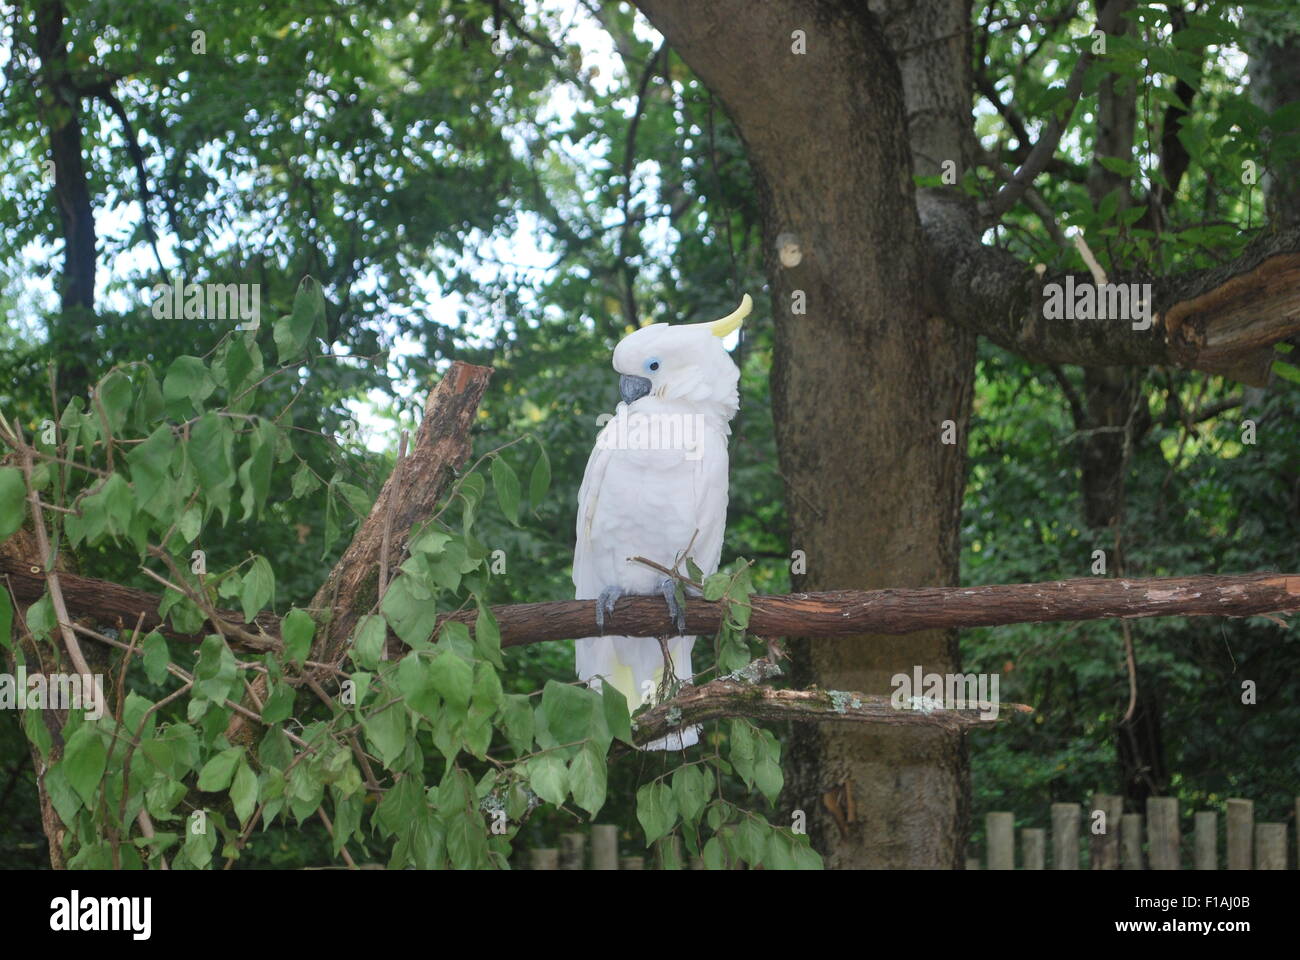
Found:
[573,294,751,750]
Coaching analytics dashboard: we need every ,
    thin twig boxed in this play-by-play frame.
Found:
[316,808,359,870]
[1121,617,1139,724]
[114,613,146,727]
[90,385,116,473]
[1113,378,1147,726]
[241,678,264,713]
[34,499,80,516]
[67,622,309,749]
[3,419,95,678]
[426,434,530,528]
[1074,231,1109,286]
[139,551,276,652]
[346,731,384,794]
[135,566,189,598]
[981,149,1068,247]
[118,679,194,854]
[135,811,168,870]
[102,617,146,869]
[27,450,110,477]
[103,612,148,807]
[629,555,703,591]
[224,801,268,869]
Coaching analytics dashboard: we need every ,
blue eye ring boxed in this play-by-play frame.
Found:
[645,357,660,372]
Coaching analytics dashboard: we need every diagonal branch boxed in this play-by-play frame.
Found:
[981,1,1126,223]
[979,148,1068,247]
[305,361,493,670]
[89,84,166,278]
[222,361,491,745]
[0,418,94,678]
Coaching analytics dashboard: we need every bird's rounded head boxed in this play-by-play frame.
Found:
[610,295,750,418]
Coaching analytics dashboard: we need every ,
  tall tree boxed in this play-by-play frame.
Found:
[31,0,98,400]
[3,0,544,404]
[630,0,1300,867]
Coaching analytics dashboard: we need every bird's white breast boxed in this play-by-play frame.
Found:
[575,398,731,597]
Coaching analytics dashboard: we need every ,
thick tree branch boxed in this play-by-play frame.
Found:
[223,360,491,745]
[929,222,1300,383]
[446,573,1300,647]
[1160,245,1300,376]
[0,554,272,645]
[626,676,1032,748]
[7,559,1296,654]
[931,0,1299,384]
[306,361,493,670]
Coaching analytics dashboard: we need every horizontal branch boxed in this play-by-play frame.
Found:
[933,222,1300,383]
[0,555,282,648]
[3,558,1295,653]
[628,674,1032,746]
[458,572,1300,647]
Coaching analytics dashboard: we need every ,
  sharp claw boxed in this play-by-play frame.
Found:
[596,581,686,635]
[596,586,623,635]
[659,577,687,635]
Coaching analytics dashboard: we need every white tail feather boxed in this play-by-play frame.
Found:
[576,634,698,751]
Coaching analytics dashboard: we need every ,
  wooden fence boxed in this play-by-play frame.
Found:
[967,794,1298,869]
[523,826,703,870]
[523,795,1297,869]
